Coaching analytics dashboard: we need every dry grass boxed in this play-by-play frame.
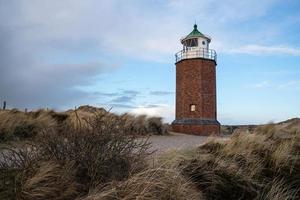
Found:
[258,179,298,200]
[120,113,168,136]
[82,167,202,200]
[0,109,59,142]
[179,124,300,200]
[155,148,199,169]
[1,109,299,200]
[20,161,79,200]
[0,105,168,143]
[0,110,151,200]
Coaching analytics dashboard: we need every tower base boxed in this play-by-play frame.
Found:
[172,118,220,136]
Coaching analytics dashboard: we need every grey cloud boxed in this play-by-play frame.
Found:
[0,0,190,110]
[0,61,107,109]
[109,104,136,109]
[107,103,162,109]
[87,89,141,109]
[122,90,140,96]
[0,1,116,109]
[149,91,173,96]
[109,90,140,104]
[111,96,134,103]
[93,92,119,97]
[143,104,162,108]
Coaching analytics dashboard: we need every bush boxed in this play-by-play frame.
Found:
[121,113,168,136]
[0,110,150,200]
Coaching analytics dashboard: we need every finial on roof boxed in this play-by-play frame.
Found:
[194,23,197,30]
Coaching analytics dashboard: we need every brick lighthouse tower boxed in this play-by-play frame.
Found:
[172,24,220,135]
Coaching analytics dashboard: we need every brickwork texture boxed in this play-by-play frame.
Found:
[172,58,220,135]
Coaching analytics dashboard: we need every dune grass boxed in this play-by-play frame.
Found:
[180,125,300,200]
[0,108,299,199]
[0,110,150,199]
[82,168,202,200]
[0,106,168,143]
[89,124,299,200]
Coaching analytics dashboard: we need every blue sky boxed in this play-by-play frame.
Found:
[0,0,300,124]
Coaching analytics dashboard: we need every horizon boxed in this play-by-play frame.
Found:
[1,0,300,125]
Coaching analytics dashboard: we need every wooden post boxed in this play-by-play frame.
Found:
[3,101,6,110]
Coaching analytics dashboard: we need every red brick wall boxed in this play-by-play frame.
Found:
[172,124,220,136]
[175,58,217,120]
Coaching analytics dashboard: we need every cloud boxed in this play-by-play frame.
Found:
[0,55,110,109]
[149,91,173,96]
[167,0,277,22]
[0,0,190,109]
[248,81,272,89]
[0,0,295,114]
[93,92,119,97]
[247,80,300,91]
[109,104,136,109]
[99,90,141,108]
[0,1,119,109]
[230,45,300,56]
[143,104,162,108]
[131,104,175,122]
[277,80,300,90]
[111,96,135,104]
[218,112,277,125]
[108,103,163,110]
[122,90,140,96]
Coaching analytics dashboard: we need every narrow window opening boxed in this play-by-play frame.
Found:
[190,104,196,112]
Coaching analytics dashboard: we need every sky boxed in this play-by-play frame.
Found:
[0,0,300,125]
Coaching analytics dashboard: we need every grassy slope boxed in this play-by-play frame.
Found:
[81,122,300,200]
[0,106,299,199]
[168,124,300,200]
[0,105,167,143]
[221,118,300,135]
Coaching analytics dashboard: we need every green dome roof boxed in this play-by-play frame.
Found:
[181,24,211,43]
[186,24,204,38]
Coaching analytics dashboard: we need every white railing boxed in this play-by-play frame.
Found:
[175,48,217,63]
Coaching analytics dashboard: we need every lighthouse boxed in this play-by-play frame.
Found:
[172,24,220,135]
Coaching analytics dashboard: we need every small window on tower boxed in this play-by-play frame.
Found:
[190,104,196,112]
[202,41,206,45]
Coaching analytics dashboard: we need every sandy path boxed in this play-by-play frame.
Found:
[147,132,211,154]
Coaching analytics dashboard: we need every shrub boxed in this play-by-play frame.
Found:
[120,113,168,135]
[0,110,150,199]
[146,117,163,134]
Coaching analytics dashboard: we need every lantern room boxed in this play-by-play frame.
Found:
[175,24,216,63]
[181,24,211,50]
